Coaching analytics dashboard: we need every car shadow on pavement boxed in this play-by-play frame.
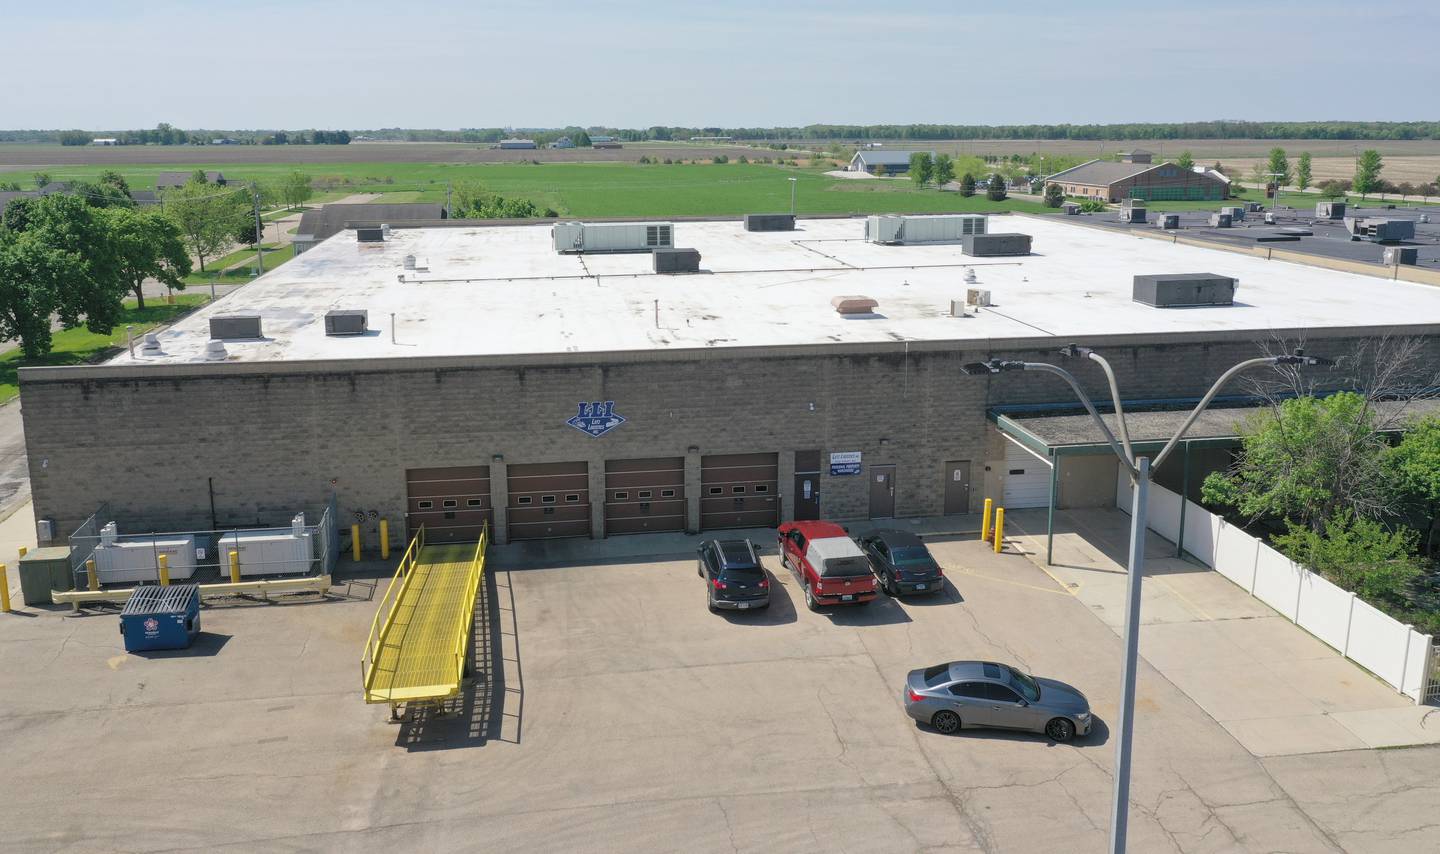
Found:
[822,593,913,626]
[885,578,964,607]
[716,570,798,626]
[394,568,523,751]
[914,715,1110,748]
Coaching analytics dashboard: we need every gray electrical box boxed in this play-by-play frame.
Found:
[744,214,796,232]
[1062,203,1080,215]
[1209,213,1232,228]
[1120,207,1147,223]
[209,314,262,339]
[324,310,369,336]
[961,233,1032,257]
[1155,213,1180,229]
[1220,206,1245,222]
[1384,246,1419,265]
[653,247,701,273]
[1133,273,1236,308]
[1316,201,1347,219]
[355,227,385,243]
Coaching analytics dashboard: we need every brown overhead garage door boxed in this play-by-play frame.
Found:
[406,466,493,543]
[508,461,591,541]
[604,457,686,535]
[700,452,779,531]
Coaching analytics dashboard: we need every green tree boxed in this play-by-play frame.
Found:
[873,164,888,178]
[1354,149,1383,198]
[162,180,251,271]
[1043,182,1064,208]
[99,207,191,310]
[191,168,211,184]
[1272,513,1421,609]
[932,154,955,186]
[573,129,592,147]
[280,171,313,210]
[3,193,129,339]
[1202,392,1392,533]
[958,173,975,197]
[69,170,135,208]
[908,152,934,186]
[33,171,52,188]
[1319,180,1345,200]
[1175,151,1194,170]
[0,181,19,192]
[1386,416,1440,555]
[1266,147,1291,188]
[1296,152,1312,192]
[0,226,80,357]
[986,172,1007,201]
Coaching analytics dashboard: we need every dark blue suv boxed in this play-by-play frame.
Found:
[697,539,770,612]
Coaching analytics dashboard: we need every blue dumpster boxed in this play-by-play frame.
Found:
[121,584,201,652]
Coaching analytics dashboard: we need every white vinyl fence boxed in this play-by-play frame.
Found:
[1116,466,1435,703]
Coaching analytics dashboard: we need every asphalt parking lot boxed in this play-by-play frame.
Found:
[2,529,1438,853]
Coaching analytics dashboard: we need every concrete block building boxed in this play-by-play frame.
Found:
[20,215,1440,552]
[1046,159,1227,202]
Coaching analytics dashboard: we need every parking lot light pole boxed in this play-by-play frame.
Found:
[788,177,798,215]
[964,347,1332,853]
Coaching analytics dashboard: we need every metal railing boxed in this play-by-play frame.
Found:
[362,524,426,697]
[1428,639,1440,706]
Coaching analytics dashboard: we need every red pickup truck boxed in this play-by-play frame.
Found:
[778,520,877,611]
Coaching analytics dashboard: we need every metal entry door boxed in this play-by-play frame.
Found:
[604,457,685,535]
[700,453,779,530]
[869,464,896,518]
[406,466,492,542]
[507,461,591,540]
[793,450,821,521]
[943,460,971,515]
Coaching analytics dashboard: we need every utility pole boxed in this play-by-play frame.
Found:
[252,183,265,275]
[788,177,797,215]
[446,182,452,219]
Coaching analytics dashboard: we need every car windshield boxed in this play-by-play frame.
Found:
[1005,666,1041,702]
[923,664,950,686]
[890,547,932,565]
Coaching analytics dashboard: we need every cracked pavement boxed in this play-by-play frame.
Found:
[0,538,1435,852]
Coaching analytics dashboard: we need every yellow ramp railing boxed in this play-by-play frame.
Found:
[361,522,488,706]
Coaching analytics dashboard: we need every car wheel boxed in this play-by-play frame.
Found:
[931,710,961,734]
[1045,717,1076,743]
[804,584,818,611]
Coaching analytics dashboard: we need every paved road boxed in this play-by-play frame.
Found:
[0,402,29,517]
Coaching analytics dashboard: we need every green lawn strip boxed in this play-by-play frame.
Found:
[0,295,209,403]
[183,244,290,284]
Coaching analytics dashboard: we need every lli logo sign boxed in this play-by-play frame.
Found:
[567,401,626,438]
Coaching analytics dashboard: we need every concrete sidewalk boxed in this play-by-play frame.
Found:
[1007,507,1440,757]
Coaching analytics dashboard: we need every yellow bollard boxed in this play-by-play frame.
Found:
[1,563,10,613]
[18,546,27,558]
[980,497,993,543]
[229,550,241,583]
[993,508,1005,554]
[351,524,362,562]
[379,520,390,560]
[158,553,171,586]
[87,558,99,591]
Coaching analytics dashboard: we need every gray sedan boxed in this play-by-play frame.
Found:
[902,660,1092,742]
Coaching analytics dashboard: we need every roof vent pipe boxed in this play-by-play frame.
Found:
[140,333,160,353]
[205,340,228,361]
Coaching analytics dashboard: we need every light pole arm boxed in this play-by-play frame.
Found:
[1085,352,1135,465]
[1150,356,1279,471]
[1021,362,1138,477]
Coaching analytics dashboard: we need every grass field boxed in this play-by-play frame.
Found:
[0,295,209,403]
[0,162,1053,217]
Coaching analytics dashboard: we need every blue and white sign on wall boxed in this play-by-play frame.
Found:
[830,451,862,476]
[568,401,626,438]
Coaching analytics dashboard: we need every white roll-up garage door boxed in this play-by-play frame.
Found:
[1002,437,1052,509]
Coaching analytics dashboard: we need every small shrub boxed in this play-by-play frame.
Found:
[1043,183,1064,208]
[1078,198,1108,213]
[986,172,1008,201]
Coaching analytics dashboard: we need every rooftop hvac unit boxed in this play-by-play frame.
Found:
[1120,198,1146,208]
[1263,211,1277,224]
[1209,213,1232,228]
[865,214,986,245]
[1220,206,1244,221]
[551,221,674,253]
[209,314,262,340]
[1316,201,1347,219]
[653,247,701,273]
[831,295,878,315]
[743,213,796,232]
[1120,207,1147,223]
[949,299,970,317]
[1155,213,1180,230]
[1062,203,1080,215]
[962,233,1032,256]
[324,309,369,336]
[1133,273,1236,308]
[1384,246,1419,265]
[966,288,992,307]
[93,528,199,584]
[1245,202,1264,213]
[1355,218,1416,243]
[356,227,385,243]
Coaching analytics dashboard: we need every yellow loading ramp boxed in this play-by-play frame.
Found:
[361,524,488,718]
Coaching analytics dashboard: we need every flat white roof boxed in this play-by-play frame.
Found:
[115,215,1440,366]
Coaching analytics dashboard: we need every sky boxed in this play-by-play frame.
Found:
[3,0,1436,130]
